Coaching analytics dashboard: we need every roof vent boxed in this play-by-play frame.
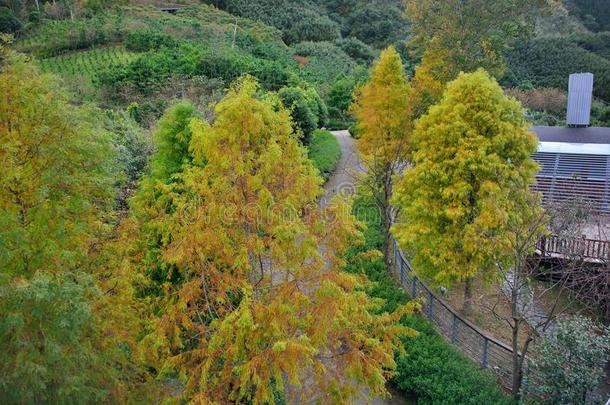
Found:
[566,73,594,127]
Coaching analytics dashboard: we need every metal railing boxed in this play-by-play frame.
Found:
[391,239,517,390]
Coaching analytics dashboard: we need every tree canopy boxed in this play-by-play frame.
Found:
[127,76,414,403]
[392,69,538,310]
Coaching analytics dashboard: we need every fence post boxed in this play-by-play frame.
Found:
[411,277,417,298]
[482,338,489,368]
[427,290,434,319]
[451,313,458,343]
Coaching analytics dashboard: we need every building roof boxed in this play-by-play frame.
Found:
[531,126,610,145]
[530,126,610,214]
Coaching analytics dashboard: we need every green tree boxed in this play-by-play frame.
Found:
[392,69,538,314]
[278,85,318,144]
[350,46,412,268]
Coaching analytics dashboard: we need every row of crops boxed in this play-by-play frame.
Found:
[38,46,138,78]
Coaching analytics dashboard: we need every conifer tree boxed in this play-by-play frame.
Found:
[0,45,139,403]
[392,70,538,314]
[128,77,414,403]
[350,46,412,268]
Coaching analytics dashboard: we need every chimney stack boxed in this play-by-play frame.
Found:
[566,72,594,127]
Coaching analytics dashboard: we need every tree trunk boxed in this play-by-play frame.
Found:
[382,170,394,269]
[511,320,523,398]
[462,278,473,315]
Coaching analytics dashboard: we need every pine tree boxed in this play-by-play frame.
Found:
[350,46,412,269]
[127,77,414,403]
[392,69,539,314]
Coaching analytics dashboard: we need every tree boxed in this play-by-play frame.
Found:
[0,44,138,403]
[523,316,610,404]
[127,76,413,403]
[278,85,318,144]
[392,69,539,315]
[404,0,551,116]
[350,46,412,268]
[483,195,608,397]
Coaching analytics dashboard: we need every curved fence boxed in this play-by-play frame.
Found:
[391,240,517,390]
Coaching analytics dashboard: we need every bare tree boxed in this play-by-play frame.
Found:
[484,195,595,398]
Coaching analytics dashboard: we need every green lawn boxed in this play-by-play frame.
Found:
[308,129,341,181]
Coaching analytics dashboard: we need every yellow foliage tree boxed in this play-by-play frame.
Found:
[350,46,412,268]
[0,42,150,403]
[392,70,539,314]
[127,77,415,403]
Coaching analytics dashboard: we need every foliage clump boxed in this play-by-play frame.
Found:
[523,316,610,404]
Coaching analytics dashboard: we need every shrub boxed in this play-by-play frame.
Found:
[333,37,376,65]
[308,129,341,180]
[344,2,409,48]
[0,7,22,34]
[124,30,177,52]
[278,86,317,143]
[218,0,341,44]
[292,41,357,87]
[394,316,513,405]
[523,315,610,404]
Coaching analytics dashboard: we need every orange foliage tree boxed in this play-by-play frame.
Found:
[126,77,415,403]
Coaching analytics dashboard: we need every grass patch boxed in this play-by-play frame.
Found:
[308,129,341,181]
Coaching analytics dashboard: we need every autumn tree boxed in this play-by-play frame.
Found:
[404,0,551,116]
[0,44,142,403]
[392,69,539,314]
[127,77,414,404]
[350,46,412,268]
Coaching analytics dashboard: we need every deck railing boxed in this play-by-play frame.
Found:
[536,235,610,261]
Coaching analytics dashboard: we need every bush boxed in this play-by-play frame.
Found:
[308,129,341,180]
[217,0,341,44]
[0,7,22,34]
[344,2,409,48]
[124,30,177,52]
[292,41,357,87]
[333,37,376,65]
[278,86,318,143]
[523,315,610,404]
[394,316,513,405]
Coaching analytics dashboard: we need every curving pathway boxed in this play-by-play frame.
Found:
[324,130,411,405]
